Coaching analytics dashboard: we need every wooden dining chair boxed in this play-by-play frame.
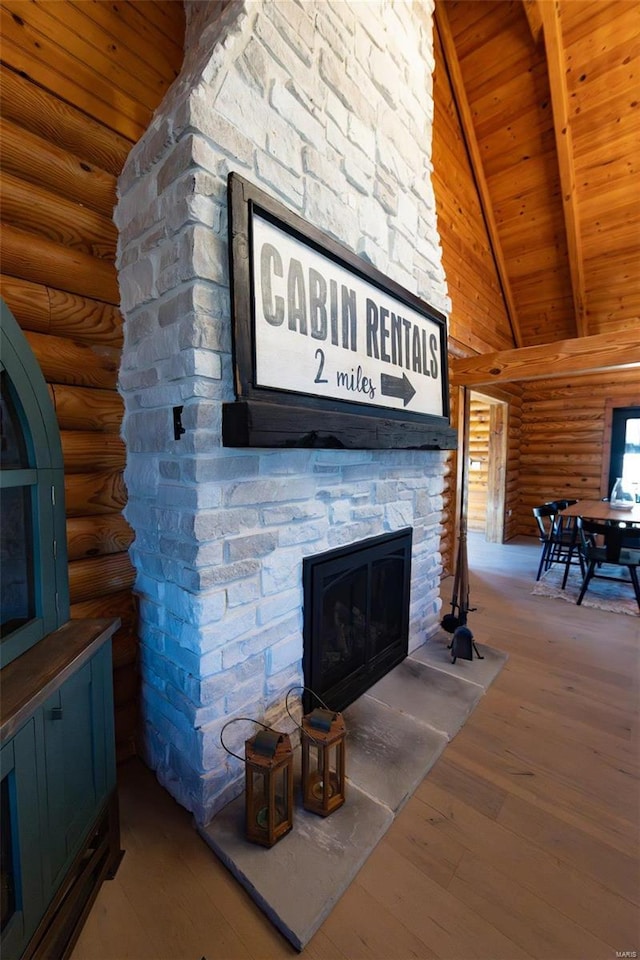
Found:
[532,503,583,582]
[547,498,584,588]
[533,504,557,580]
[550,498,578,528]
[576,517,640,610]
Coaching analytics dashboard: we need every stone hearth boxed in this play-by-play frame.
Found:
[199,633,507,950]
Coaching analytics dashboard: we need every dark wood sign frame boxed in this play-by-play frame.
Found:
[223,172,456,450]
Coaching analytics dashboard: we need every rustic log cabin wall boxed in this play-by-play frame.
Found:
[467,396,490,532]
[518,368,639,536]
[0,0,185,760]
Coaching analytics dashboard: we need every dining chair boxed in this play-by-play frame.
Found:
[576,517,640,610]
[549,498,578,519]
[547,498,583,588]
[532,503,582,582]
[545,497,579,535]
[533,504,556,580]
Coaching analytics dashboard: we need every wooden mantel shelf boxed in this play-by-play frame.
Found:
[0,617,120,745]
[223,400,457,450]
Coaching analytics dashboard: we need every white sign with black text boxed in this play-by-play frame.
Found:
[252,212,444,417]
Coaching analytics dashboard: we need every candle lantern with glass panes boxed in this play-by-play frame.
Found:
[244,727,293,847]
[301,708,346,817]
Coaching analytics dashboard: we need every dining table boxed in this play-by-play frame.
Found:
[559,498,640,525]
[555,498,640,590]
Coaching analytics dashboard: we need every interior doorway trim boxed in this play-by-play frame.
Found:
[485,398,507,541]
[462,388,508,544]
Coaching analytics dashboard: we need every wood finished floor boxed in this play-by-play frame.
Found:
[72,536,639,960]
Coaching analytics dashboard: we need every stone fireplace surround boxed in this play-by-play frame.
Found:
[115,0,451,827]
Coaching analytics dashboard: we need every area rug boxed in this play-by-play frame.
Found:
[198,633,507,950]
[532,564,639,616]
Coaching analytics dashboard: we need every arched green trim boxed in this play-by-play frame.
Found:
[1,298,69,667]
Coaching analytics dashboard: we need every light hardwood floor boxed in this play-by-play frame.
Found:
[72,536,639,960]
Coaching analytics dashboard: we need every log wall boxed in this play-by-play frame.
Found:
[0,0,185,760]
[468,382,522,547]
[468,397,490,532]
[518,368,640,536]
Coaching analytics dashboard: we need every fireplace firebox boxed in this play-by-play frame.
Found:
[302,529,412,713]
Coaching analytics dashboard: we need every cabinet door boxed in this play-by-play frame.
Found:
[0,721,44,960]
[42,642,116,892]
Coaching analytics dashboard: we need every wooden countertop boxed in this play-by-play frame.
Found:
[1,617,120,745]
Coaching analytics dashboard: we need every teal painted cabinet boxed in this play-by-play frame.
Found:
[1,619,121,960]
[41,643,115,895]
[1,721,43,960]
[1,301,122,959]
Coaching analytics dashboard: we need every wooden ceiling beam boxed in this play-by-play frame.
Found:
[450,330,640,386]
[538,0,589,339]
[434,1,523,349]
[522,0,544,44]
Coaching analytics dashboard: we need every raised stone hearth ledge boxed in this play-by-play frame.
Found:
[199,634,507,950]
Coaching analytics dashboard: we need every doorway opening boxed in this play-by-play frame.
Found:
[463,390,508,543]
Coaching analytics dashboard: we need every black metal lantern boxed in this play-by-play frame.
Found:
[301,708,346,817]
[244,728,293,847]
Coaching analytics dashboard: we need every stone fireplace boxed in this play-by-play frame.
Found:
[115,0,450,827]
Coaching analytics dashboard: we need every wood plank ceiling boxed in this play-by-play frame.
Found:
[437,0,639,382]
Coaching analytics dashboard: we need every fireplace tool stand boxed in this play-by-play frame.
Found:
[442,521,483,663]
[441,388,483,665]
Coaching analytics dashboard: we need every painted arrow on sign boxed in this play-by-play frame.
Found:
[380,372,416,407]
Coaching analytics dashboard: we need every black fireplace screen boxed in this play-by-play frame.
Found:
[303,529,412,712]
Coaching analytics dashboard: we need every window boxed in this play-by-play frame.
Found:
[608,406,640,502]
[0,299,69,668]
